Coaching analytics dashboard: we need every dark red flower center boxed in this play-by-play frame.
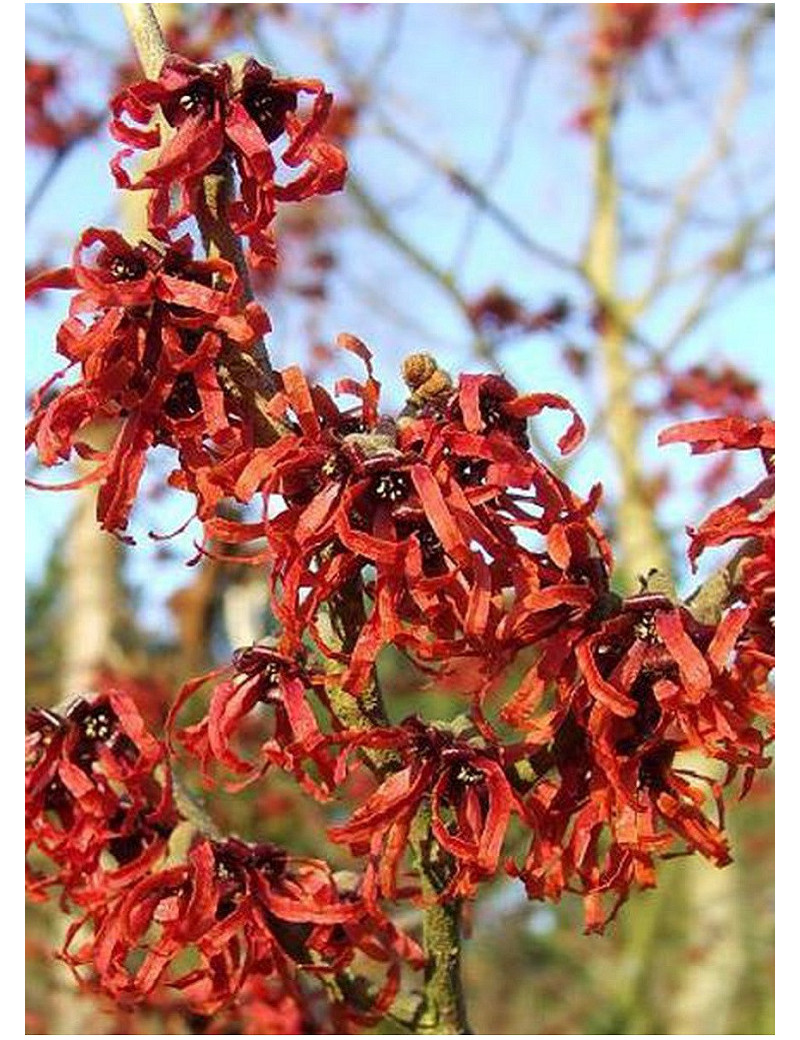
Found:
[260,662,282,690]
[632,612,659,644]
[455,457,488,486]
[179,328,204,355]
[232,645,289,678]
[417,523,444,563]
[164,374,201,419]
[479,394,529,447]
[338,415,367,436]
[109,254,146,281]
[82,707,115,742]
[636,747,675,792]
[454,761,484,785]
[175,81,216,118]
[243,84,297,142]
[371,471,410,504]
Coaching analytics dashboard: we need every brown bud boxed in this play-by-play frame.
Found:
[402,353,439,390]
[414,368,452,401]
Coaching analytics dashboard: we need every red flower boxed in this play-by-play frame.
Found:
[197,343,601,699]
[64,836,420,1018]
[25,228,268,534]
[326,718,521,900]
[503,579,771,931]
[659,415,775,676]
[513,738,731,933]
[168,643,334,796]
[110,55,347,267]
[26,690,177,910]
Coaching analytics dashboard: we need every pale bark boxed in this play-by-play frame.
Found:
[584,12,749,1031]
[60,452,122,695]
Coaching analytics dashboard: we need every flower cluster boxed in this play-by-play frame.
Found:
[187,347,594,691]
[26,691,422,1021]
[64,835,421,1018]
[26,688,177,910]
[160,342,773,932]
[110,54,346,267]
[506,589,772,929]
[26,228,268,534]
[123,323,775,935]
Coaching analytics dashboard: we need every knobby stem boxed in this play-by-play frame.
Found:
[412,806,471,1034]
[319,580,472,1033]
[685,535,764,626]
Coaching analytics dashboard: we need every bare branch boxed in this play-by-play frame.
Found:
[685,537,762,626]
[641,7,772,306]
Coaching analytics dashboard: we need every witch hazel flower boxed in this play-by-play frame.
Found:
[109,54,347,268]
[325,717,524,901]
[500,566,772,932]
[25,228,269,535]
[659,416,775,678]
[197,341,602,699]
[63,836,421,1019]
[25,689,177,912]
[512,734,733,934]
[168,642,336,797]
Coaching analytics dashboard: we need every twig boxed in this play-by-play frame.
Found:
[199,167,283,432]
[120,2,168,78]
[641,7,770,307]
[684,537,762,626]
[410,806,472,1035]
